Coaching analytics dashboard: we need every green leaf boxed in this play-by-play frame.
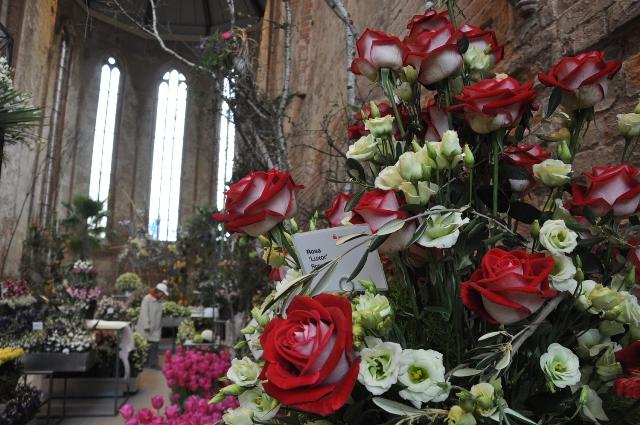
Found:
[347,251,369,281]
[345,190,364,212]
[368,233,390,252]
[451,368,483,377]
[508,201,541,224]
[408,219,428,246]
[347,158,366,181]
[503,408,537,425]
[376,219,405,236]
[372,397,423,416]
[478,331,509,341]
[546,87,563,117]
[335,232,368,246]
[458,36,469,54]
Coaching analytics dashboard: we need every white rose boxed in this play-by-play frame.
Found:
[227,357,261,387]
[417,206,469,249]
[549,254,578,293]
[540,343,581,390]
[617,113,640,138]
[223,407,254,425]
[357,337,402,395]
[397,151,423,181]
[539,220,578,255]
[347,134,379,162]
[398,181,438,205]
[398,349,449,408]
[238,387,280,422]
[375,166,403,190]
[533,159,571,187]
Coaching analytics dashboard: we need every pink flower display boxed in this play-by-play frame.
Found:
[162,346,231,400]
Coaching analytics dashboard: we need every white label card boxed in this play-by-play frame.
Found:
[32,321,43,331]
[107,308,115,315]
[291,224,388,294]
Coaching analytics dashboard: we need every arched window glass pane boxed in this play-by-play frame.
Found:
[89,57,120,228]
[216,78,235,210]
[148,70,187,241]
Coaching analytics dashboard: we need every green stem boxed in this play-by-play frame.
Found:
[442,80,454,129]
[380,68,406,138]
[622,136,632,162]
[446,0,457,29]
[468,167,474,206]
[492,132,502,217]
[569,110,585,162]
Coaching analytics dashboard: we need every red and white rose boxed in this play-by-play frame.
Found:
[461,248,556,325]
[351,29,405,81]
[260,294,360,416]
[404,23,463,86]
[405,9,450,42]
[568,163,640,217]
[502,144,551,192]
[457,24,504,71]
[449,75,537,134]
[538,51,622,110]
[213,169,303,236]
[325,192,353,227]
[422,97,450,142]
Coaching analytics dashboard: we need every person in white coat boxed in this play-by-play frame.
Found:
[136,282,169,369]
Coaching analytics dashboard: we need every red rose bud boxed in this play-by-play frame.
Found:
[457,24,504,71]
[538,51,622,110]
[461,248,556,324]
[403,24,463,86]
[325,192,354,228]
[351,29,405,81]
[422,97,450,142]
[405,9,451,42]
[449,75,537,134]
[213,169,303,236]
[568,163,640,217]
[260,294,360,416]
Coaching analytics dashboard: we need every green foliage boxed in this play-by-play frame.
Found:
[115,272,144,293]
[60,193,107,258]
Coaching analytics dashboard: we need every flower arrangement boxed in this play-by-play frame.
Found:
[163,346,232,403]
[210,3,640,425]
[162,301,191,318]
[115,272,144,294]
[0,279,36,308]
[95,296,130,321]
[0,383,41,425]
[0,347,25,403]
[119,394,238,425]
[176,318,197,343]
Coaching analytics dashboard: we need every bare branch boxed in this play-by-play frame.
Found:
[273,0,292,170]
[226,0,236,28]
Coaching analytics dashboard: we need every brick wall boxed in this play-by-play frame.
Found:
[257,0,640,218]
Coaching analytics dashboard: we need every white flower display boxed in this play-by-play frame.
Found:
[398,181,438,205]
[238,387,280,422]
[375,165,404,190]
[417,206,469,249]
[347,134,379,162]
[222,407,254,425]
[549,254,578,293]
[398,349,449,408]
[533,159,571,187]
[227,357,262,387]
[540,343,581,390]
[539,220,578,255]
[357,337,402,395]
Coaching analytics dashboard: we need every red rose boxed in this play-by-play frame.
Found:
[325,192,353,227]
[351,29,405,81]
[213,169,303,236]
[260,294,360,416]
[614,341,640,399]
[502,144,551,192]
[348,123,366,140]
[405,9,450,42]
[422,97,450,142]
[538,51,621,110]
[404,23,463,86]
[457,24,504,67]
[449,76,537,134]
[568,163,640,217]
[461,248,556,324]
[350,190,415,254]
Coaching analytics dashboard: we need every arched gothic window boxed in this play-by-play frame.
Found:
[148,70,187,241]
[216,78,235,210]
[89,57,120,227]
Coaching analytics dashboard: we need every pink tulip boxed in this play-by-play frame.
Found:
[120,404,135,419]
[151,395,164,410]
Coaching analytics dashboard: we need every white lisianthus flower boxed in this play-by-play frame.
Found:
[357,337,402,395]
[397,151,423,181]
[275,268,301,293]
[426,140,464,170]
[610,291,640,326]
[398,349,449,408]
[227,357,262,387]
[375,166,404,190]
[238,387,280,422]
[540,343,581,390]
[417,206,469,249]
[243,319,264,360]
[440,130,463,160]
[222,407,254,425]
[463,45,492,71]
[365,115,394,138]
[539,220,578,255]
[347,134,379,161]
[549,254,578,293]
[580,387,609,424]
[617,113,640,138]
[353,292,392,333]
[398,181,438,205]
[533,159,571,187]
[470,382,497,417]
[576,329,612,358]
[576,280,598,310]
